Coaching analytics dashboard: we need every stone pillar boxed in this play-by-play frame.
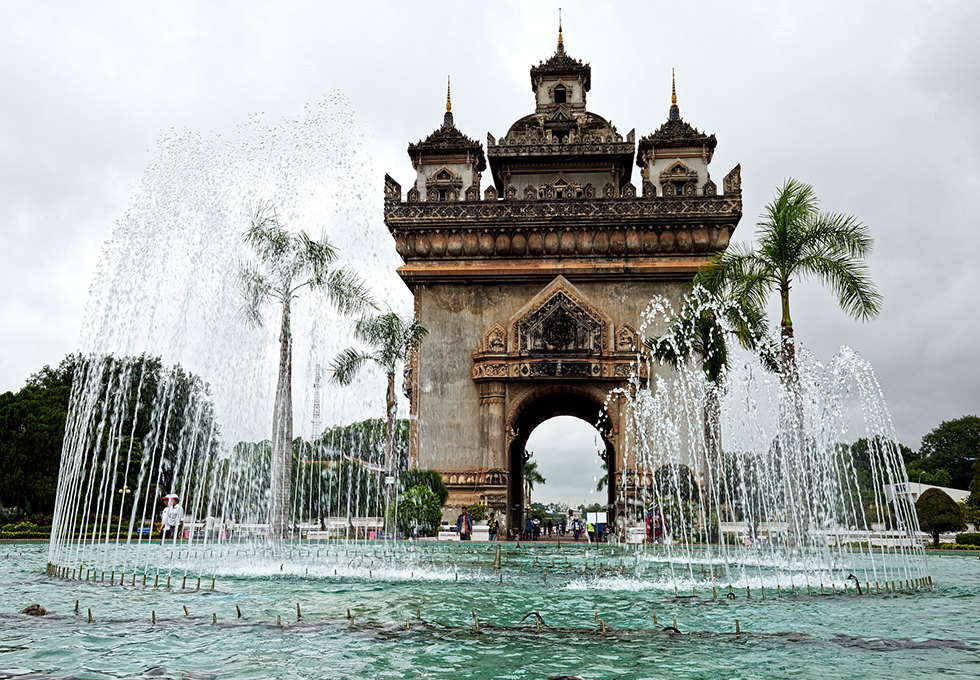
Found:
[480,381,506,469]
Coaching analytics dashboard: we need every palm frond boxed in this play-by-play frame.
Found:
[297,231,339,289]
[795,253,882,320]
[323,267,376,316]
[238,262,273,328]
[328,348,375,386]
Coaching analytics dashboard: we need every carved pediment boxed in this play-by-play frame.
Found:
[511,276,610,356]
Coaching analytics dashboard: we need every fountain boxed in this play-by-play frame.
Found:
[6,99,975,680]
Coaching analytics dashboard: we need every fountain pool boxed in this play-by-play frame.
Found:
[4,542,979,679]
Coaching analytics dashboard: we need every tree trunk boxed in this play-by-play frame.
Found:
[780,286,807,546]
[933,530,940,549]
[703,383,722,543]
[270,300,293,539]
[384,371,397,518]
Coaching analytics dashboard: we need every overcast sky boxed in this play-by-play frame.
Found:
[2,1,978,505]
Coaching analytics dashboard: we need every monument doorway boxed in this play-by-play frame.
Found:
[524,415,611,521]
[505,387,616,535]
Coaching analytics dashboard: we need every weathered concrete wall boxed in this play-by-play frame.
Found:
[415,276,690,474]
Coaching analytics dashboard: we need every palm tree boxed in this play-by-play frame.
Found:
[329,311,427,500]
[703,178,881,542]
[240,200,373,538]
[645,285,775,478]
[707,178,881,387]
[523,458,546,506]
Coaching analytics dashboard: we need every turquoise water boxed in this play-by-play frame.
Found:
[2,542,978,679]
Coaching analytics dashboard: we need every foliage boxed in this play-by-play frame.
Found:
[911,416,980,490]
[906,467,952,488]
[329,312,427,387]
[704,178,881,380]
[329,311,426,487]
[529,507,548,522]
[646,284,775,385]
[652,464,701,503]
[955,532,980,547]
[298,459,382,518]
[390,484,441,537]
[915,487,967,548]
[524,460,546,490]
[316,418,409,469]
[398,469,448,506]
[468,504,488,522]
[0,354,214,518]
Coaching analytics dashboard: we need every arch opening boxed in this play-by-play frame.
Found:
[506,388,615,537]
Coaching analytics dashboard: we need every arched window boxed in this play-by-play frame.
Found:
[554,84,567,104]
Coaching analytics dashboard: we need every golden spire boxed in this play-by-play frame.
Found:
[558,8,563,46]
[669,69,680,121]
[446,75,452,112]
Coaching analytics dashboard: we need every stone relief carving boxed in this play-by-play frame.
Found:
[724,164,741,194]
[517,291,604,355]
[615,324,638,352]
[384,174,401,202]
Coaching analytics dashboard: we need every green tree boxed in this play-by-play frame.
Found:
[0,383,71,514]
[468,504,488,522]
[915,487,966,548]
[646,285,775,492]
[523,458,546,505]
[391,484,441,537]
[240,200,373,537]
[316,418,409,467]
[707,178,881,389]
[329,312,427,495]
[398,468,448,506]
[912,416,980,490]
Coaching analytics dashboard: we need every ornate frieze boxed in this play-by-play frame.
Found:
[440,468,508,489]
[386,194,740,264]
[471,277,648,383]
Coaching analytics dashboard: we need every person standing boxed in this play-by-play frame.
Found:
[487,512,499,541]
[456,506,472,541]
[161,494,183,542]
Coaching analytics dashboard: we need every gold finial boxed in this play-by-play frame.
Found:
[558,8,563,46]
[671,68,677,105]
[446,75,452,112]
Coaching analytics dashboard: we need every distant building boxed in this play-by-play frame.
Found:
[885,481,970,505]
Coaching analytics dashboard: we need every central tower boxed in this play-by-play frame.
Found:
[384,31,742,535]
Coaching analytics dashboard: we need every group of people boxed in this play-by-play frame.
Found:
[159,493,183,541]
[454,506,499,541]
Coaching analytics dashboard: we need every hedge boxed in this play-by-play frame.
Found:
[955,532,980,547]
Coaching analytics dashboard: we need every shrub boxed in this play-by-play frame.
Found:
[468,504,488,523]
[390,485,442,538]
[955,532,980,547]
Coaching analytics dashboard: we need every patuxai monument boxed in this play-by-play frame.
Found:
[384,28,742,534]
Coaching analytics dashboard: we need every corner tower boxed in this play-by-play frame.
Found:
[383,36,742,537]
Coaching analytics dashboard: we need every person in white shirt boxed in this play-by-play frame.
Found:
[161,494,183,542]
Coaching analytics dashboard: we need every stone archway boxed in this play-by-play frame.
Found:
[505,385,616,535]
[382,32,743,538]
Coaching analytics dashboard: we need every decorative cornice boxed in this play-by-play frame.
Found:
[408,125,487,172]
[530,50,591,92]
[488,140,634,159]
[637,119,717,166]
[385,194,741,232]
